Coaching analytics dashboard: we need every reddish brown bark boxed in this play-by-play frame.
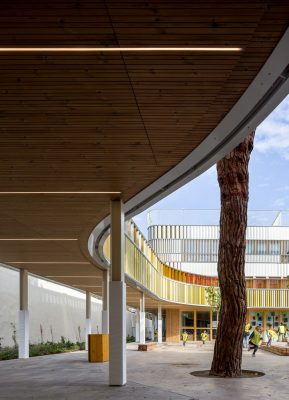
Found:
[210,132,255,377]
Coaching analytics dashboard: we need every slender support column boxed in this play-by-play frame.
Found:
[102,269,109,334]
[157,305,163,344]
[85,291,92,351]
[109,199,126,386]
[19,269,29,359]
[263,312,267,342]
[139,292,146,344]
[135,309,140,342]
[150,316,155,341]
[153,315,157,341]
[210,310,213,341]
[194,310,197,341]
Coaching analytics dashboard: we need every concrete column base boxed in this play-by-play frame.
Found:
[135,310,140,342]
[102,310,109,334]
[109,281,126,386]
[157,305,162,343]
[158,318,163,344]
[19,310,29,359]
[85,318,92,351]
[139,311,145,344]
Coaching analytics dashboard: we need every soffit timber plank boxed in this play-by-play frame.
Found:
[0,0,288,295]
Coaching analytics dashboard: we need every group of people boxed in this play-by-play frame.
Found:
[181,330,208,346]
[243,322,289,357]
[181,322,288,354]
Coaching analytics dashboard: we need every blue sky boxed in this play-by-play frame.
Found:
[134,95,289,236]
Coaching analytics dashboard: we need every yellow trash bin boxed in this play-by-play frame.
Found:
[88,334,109,362]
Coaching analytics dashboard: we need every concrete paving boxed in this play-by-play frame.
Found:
[0,343,289,400]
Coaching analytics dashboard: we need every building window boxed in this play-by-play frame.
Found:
[196,311,210,328]
[182,312,194,327]
[256,241,266,255]
[269,241,280,255]
[246,241,253,254]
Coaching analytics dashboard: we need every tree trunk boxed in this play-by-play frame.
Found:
[210,132,255,377]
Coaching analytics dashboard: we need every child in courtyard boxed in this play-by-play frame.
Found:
[181,330,188,347]
[248,326,263,356]
[201,330,208,345]
[243,322,252,349]
[267,325,277,347]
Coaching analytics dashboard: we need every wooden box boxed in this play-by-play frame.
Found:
[88,334,109,362]
[138,342,157,351]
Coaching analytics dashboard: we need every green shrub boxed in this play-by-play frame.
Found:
[0,339,86,361]
[126,335,135,343]
[0,346,18,360]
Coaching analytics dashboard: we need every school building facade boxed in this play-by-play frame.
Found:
[136,210,289,342]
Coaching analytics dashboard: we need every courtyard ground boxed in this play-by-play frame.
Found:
[0,342,288,400]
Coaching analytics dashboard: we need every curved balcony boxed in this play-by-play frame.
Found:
[103,220,289,309]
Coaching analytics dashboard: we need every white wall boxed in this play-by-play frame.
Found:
[0,266,102,347]
[0,266,135,347]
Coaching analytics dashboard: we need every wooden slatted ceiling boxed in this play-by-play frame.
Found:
[0,1,288,300]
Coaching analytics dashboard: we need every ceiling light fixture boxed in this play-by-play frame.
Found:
[0,238,77,241]
[0,47,242,52]
[0,191,121,194]
[7,261,91,264]
[46,275,98,278]
[73,285,102,288]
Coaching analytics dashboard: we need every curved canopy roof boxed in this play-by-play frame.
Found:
[0,1,289,305]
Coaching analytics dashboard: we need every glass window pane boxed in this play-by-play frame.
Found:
[196,311,210,328]
[182,312,194,327]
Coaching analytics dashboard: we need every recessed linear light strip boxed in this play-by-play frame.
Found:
[73,285,101,288]
[7,261,90,264]
[46,275,98,278]
[0,238,77,241]
[0,191,121,194]
[0,47,242,52]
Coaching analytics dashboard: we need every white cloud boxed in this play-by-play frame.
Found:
[273,197,287,208]
[276,185,289,192]
[255,95,289,159]
[257,183,269,188]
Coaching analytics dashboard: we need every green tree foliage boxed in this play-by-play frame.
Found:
[205,286,221,313]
